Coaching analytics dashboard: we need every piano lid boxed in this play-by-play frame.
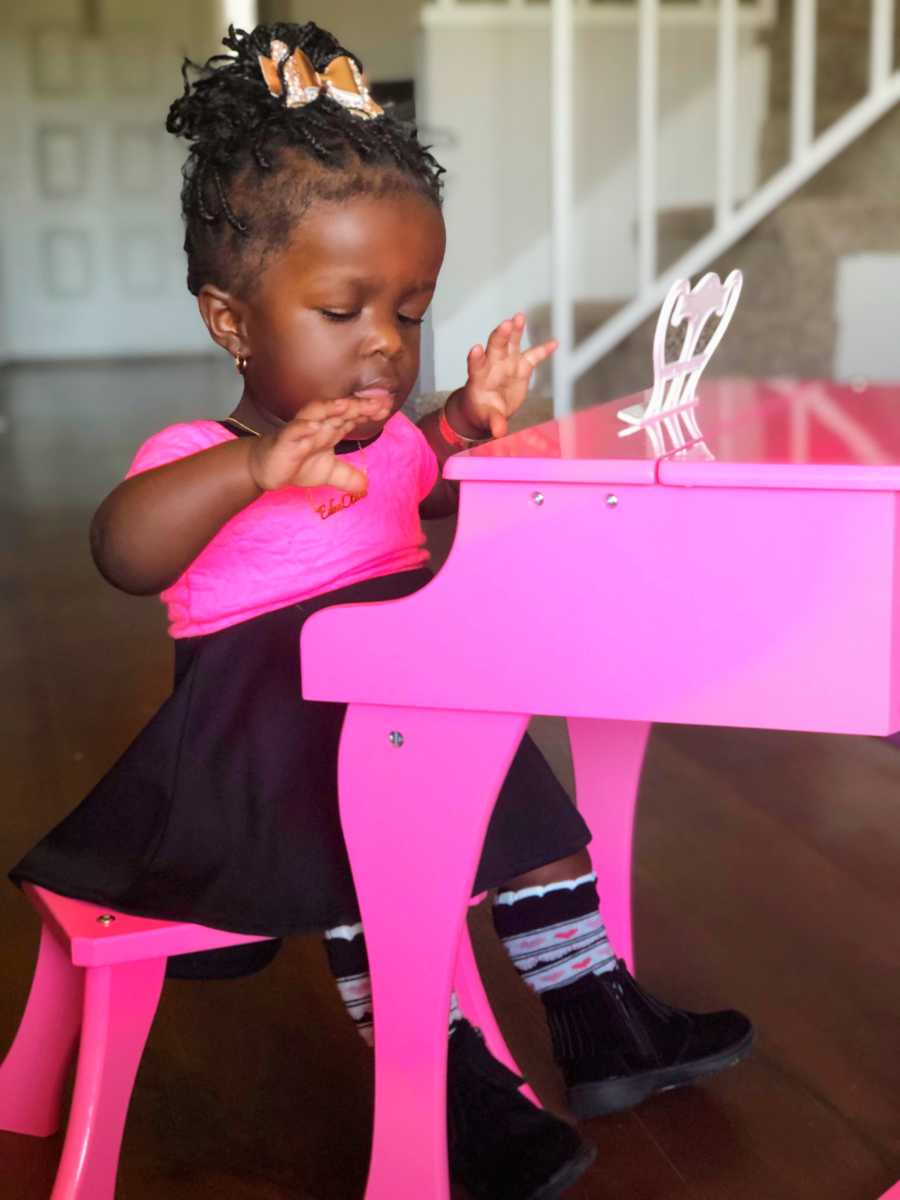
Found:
[445,379,900,492]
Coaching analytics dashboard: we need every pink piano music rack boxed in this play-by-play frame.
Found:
[302,377,900,1200]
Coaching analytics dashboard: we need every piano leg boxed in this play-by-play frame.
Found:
[453,914,539,1106]
[566,718,651,972]
[337,702,529,1200]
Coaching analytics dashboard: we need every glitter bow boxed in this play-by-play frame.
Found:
[257,40,383,120]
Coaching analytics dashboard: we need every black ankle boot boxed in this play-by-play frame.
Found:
[543,961,754,1119]
[447,1019,596,1200]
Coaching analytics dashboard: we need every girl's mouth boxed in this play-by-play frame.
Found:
[353,387,396,400]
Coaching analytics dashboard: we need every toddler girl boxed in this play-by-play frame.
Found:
[10,22,752,1200]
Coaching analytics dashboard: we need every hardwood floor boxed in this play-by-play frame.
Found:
[0,360,897,1199]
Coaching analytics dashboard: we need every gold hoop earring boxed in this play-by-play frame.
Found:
[234,354,248,375]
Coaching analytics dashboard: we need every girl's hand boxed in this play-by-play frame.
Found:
[247,396,391,494]
[454,313,558,440]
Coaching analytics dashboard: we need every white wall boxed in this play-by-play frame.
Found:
[835,254,900,382]
[420,21,770,389]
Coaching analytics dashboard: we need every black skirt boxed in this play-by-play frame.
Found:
[10,569,590,960]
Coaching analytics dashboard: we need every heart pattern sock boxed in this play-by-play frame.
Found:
[492,873,616,994]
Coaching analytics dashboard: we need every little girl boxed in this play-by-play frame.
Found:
[9,22,753,1200]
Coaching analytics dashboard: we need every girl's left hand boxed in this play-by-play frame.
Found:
[454,313,558,440]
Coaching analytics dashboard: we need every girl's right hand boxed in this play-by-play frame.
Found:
[246,396,390,495]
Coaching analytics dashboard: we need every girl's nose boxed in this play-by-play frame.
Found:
[365,317,404,359]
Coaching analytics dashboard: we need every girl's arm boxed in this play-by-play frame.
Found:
[92,397,389,595]
[91,438,264,595]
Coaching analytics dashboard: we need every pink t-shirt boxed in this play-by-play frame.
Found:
[126,411,439,638]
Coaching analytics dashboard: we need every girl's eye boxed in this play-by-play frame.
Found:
[318,308,424,326]
[319,309,359,322]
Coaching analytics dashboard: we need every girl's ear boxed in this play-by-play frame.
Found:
[197,285,250,358]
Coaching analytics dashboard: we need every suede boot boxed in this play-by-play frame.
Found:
[543,961,753,1119]
[447,1019,596,1200]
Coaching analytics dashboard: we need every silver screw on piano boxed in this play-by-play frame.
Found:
[389,731,405,748]
[606,494,619,509]
[97,914,116,926]
[532,492,545,506]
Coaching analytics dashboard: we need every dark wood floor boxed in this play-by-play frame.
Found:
[0,360,897,1199]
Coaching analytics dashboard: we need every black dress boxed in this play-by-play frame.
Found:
[10,433,591,978]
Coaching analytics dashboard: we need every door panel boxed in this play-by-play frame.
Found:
[1,2,217,359]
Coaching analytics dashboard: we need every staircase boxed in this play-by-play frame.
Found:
[548,0,900,415]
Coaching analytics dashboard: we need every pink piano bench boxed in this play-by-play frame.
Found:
[0,883,527,1200]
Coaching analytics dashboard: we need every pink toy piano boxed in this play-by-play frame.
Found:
[301,275,900,1199]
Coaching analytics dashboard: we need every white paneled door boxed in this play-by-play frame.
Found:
[0,1,219,360]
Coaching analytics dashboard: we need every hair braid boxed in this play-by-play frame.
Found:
[194,160,216,224]
[214,169,249,235]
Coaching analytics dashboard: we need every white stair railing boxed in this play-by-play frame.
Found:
[550,0,900,416]
[423,1,776,29]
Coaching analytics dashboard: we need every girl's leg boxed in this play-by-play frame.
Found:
[493,855,754,1119]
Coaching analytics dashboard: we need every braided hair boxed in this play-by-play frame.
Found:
[166,22,445,298]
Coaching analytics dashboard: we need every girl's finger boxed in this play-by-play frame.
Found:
[348,395,389,417]
[288,395,369,430]
[283,407,333,438]
[318,419,357,446]
[282,420,324,444]
[508,313,526,359]
[523,339,558,369]
[484,319,513,361]
[467,343,488,377]
[328,458,368,497]
[293,399,346,424]
[293,416,348,452]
